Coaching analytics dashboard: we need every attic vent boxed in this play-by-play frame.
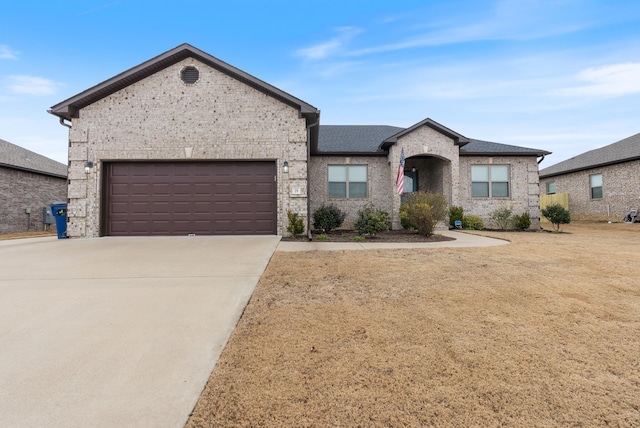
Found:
[181,66,199,84]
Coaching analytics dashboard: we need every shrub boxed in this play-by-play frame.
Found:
[315,233,328,241]
[400,192,448,236]
[490,207,514,230]
[513,212,532,230]
[354,204,390,236]
[462,215,484,230]
[312,204,346,232]
[449,206,464,228]
[541,204,571,231]
[286,210,305,236]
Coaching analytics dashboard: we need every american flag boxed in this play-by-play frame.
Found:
[395,146,405,195]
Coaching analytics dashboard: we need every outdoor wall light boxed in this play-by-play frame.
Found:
[84,161,94,174]
[283,161,289,174]
[411,167,417,173]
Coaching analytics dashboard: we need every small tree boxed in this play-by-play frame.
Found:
[400,192,448,236]
[312,204,346,232]
[449,206,464,228]
[541,204,571,231]
[354,204,390,236]
[286,210,305,236]
[490,207,514,230]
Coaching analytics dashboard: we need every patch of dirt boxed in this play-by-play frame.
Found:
[0,230,57,240]
[282,228,456,243]
[187,221,640,426]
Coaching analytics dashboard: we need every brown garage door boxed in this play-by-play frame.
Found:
[103,161,276,236]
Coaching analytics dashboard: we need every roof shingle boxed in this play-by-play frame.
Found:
[0,138,67,178]
[540,132,640,178]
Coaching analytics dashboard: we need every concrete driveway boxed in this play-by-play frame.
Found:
[0,235,280,428]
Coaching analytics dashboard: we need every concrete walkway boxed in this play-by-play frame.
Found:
[0,235,279,428]
[276,230,508,252]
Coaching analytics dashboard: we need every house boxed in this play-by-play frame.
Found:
[0,138,68,233]
[48,43,550,238]
[539,133,640,221]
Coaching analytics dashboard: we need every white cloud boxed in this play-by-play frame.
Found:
[296,27,363,60]
[556,63,640,97]
[6,75,62,96]
[0,45,18,59]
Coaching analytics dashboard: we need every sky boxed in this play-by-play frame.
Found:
[1,0,639,167]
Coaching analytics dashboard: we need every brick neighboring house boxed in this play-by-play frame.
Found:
[0,138,67,233]
[48,43,550,238]
[539,133,640,221]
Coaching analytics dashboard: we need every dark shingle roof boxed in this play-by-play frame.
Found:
[461,139,551,156]
[317,125,551,157]
[317,125,404,154]
[540,132,640,178]
[0,138,67,178]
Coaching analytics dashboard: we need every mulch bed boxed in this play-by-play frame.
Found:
[282,229,455,243]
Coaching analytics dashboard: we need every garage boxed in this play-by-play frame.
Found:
[103,161,277,236]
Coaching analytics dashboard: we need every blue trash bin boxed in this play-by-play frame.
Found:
[51,203,69,239]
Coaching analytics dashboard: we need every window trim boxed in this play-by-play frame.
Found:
[590,173,603,199]
[471,165,510,198]
[327,164,368,199]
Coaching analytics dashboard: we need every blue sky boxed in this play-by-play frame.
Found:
[1,0,639,166]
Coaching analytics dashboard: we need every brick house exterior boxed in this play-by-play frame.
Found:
[49,44,550,237]
[540,133,640,221]
[0,138,67,233]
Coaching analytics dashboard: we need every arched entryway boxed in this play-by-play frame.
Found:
[402,155,452,204]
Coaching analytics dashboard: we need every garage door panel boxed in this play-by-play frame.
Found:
[104,161,277,236]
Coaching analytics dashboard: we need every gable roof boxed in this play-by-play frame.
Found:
[316,122,550,157]
[379,118,470,150]
[540,132,640,178]
[48,43,320,125]
[461,139,551,157]
[0,138,67,178]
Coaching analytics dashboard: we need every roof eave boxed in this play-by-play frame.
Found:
[540,156,640,179]
[0,162,67,179]
[460,151,552,157]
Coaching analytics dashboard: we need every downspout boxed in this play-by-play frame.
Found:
[537,154,545,164]
[306,117,319,241]
[58,117,72,129]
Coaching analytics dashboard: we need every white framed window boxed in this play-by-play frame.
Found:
[471,165,510,198]
[547,181,556,195]
[328,165,367,199]
[590,174,603,199]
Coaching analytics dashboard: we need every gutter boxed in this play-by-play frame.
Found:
[306,116,319,241]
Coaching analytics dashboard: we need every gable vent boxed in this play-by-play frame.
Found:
[181,66,199,84]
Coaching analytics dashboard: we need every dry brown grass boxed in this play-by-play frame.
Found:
[187,222,640,427]
[0,230,56,240]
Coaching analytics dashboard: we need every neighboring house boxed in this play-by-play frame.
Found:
[0,138,68,233]
[539,133,640,221]
[48,43,550,238]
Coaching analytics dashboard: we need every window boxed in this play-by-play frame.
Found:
[328,165,367,198]
[471,165,510,198]
[590,174,603,199]
[547,181,556,195]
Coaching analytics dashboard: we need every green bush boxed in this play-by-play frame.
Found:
[354,204,390,236]
[513,212,532,230]
[462,215,484,230]
[449,206,464,227]
[400,192,448,236]
[286,210,305,235]
[490,207,514,230]
[312,204,346,232]
[541,204,571,231]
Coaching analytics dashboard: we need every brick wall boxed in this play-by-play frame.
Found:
[309,156,391,228]
[66,57,308,237]
[0,166,67,233]
[458,156,542,229]
[540,160,640,221]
